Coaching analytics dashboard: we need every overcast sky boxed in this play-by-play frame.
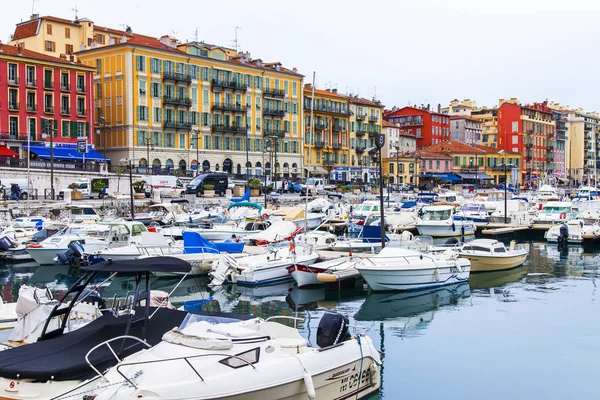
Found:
[2,0,599,112]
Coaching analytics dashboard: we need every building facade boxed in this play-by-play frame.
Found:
[497,100,555,183]
[0,43,95,157]
[303,86,383,183]
[441,99,478,116]
[450,116,482,145]
[75,33,303,176]
[471,108,498,148]
[383,154,420,185]
[384,106,450,148]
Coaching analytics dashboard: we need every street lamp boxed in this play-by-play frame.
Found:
[191,129,200,176]
[144,136,154,175]
[120,157,139,220]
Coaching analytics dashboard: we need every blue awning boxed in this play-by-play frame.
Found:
[427,172,461,182]
[25,144,107,162]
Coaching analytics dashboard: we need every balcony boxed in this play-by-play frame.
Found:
[304,103,351,116]
[368,132,377,138]
[263,108,285,117]
[44,106,54,113]
[332,143,343,150]
[314,122,327,130]
[395,119,423,127]
[77,109,86,117]
[77,85,86,94]
[314,141,325,148]
[355,129,366,137]
[8,102,19,111]
[355,145,368,152]
[164,120,192,130]
[8,77,19,86]
[60,83,70,92]
[263,128,286,138]
[263,87,285,98]
[211,79,247,92]
[332,124,344,132]
[356,114,366,122]
[44,80,54,90]
[211,124,247,135]
[26,104,37,113]
[164,96,193,107]
[164,72,192,83]
[26,79,37,88]
[61,107,70,116]
[323,158,336,166]
[369,115,378,123]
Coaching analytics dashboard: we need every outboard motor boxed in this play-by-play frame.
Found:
[0,235,15,251]
[444,237,460,246]
[317,312,351,348]
[557,223,569,248]
[55,241,86,266]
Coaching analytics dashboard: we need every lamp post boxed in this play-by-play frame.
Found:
[144,136,153,175]
[42,118,55,200]
[264,140,271,207]
[245,129,250,179]
[192,129,200,176]
[121,158,138,220]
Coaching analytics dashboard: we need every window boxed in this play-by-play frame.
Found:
[96,34,105,44]
[45,41,55,52]
[65,44,74,54]
[26,92,36,111]
[77,97,85,115]
[154,107,162,123]
[201,67,209,81]
[8,64,17,84]
[136,55,146,72]
[389,164,395,174]
[47,24,52,35]
[179,134,186,148]
[77,122,85,137]
[139,80,146,96]
[8,89,18,110]
[77,75,85,92]
[204,135,211,150]
[150,58,162,73]
[292,82,297,96]
[164,132,175,148]
[151,82,161,98]
[44,94,53,112]
[189,65,198,79]
[213,136,221,150]
[61,72,69,90]
[137,106,148,121]
[512,135,518,144]
[512,121,518,133]
[65,27,70,38]
[61,96,70,114]
[96,59,102,74]
[62,120,70,138]
[26,66,35,86]
[28,118,36,137]
[152,131,161,147]
[9,117,17,136]
[191,88,197,103]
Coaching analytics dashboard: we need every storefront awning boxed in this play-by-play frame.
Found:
[456,172,493,180]
[25,144,107,162]
[0,146,18,158]
[310,167,329,175]
[420,172,461,182]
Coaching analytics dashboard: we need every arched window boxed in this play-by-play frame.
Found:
[236,164,242,175]
[179,160,186,171]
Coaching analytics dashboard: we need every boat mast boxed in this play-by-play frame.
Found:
[304,72,316,234]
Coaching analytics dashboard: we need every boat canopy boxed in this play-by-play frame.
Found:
[82,257,191,273]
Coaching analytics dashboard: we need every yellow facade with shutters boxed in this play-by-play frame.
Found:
[78,39,303,176]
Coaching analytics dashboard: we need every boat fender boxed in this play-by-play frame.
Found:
[434,267,440,282]
[370,363,380,387]
[303,372,316,400]
[560,212,567,220]
[451,222,456,232]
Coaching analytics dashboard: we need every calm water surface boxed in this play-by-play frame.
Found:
[2,241,600,399]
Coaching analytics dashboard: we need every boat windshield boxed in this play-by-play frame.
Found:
[71,208,98,216]
[422,209,452,221]
[179,313,243,329]
[540,206,571,215]
[355,205,373,213]
[462,204,482,212]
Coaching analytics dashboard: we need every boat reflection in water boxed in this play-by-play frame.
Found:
[355,283,470,337]
[468,267,528,291]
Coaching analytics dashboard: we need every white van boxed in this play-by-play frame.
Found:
[301,178,326,196]
[143,175,182,198]
[0,178,34,200]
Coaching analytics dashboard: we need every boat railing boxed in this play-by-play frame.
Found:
[114,352,257,388]
[86,335,152,382]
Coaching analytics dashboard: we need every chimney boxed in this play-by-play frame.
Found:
[332,88,337,94]
[30,14,39,20]
[125,26,132,35]
[304,83,312,90]
[17,44,22,54]
[437,103,441,113]
[325,88,331,92]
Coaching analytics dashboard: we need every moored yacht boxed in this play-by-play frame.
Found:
[416,204,476,237]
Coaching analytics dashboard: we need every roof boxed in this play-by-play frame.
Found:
[386,106,448,118]
[349,96,384,108]
[473,144,521,156]
[417,150,452,159]
[0,44,95,69]
[451,115,480,123]
[124,34,184,54]
[12,19,39,40]
[382,120,396,128]
[304,87,348,100]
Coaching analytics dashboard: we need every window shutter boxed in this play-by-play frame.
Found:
[71,121,77,137]
[85,122,89,137]
[53,120,58,137]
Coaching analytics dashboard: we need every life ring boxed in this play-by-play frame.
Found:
[262,213,269,220]
[26,243,43,248]
[559,212,567,220]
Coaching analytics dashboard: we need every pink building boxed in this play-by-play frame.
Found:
[0,43,98,161]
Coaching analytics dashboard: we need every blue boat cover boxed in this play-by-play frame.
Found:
[183,231,220,254]
[212,240,245,253]
[230,188,250,203]
[360,225,389,243]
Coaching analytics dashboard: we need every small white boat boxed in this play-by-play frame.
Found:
[91,313,381,400]
[357,246,471,291]
[296,230,337,250]
[26,227,107,265]
[458,239,528,272]
[455,203,488,223]
[287,256,362,287]
[210,245,319,286]
[545,220,585,244]
[416,204,476,237]
[488,199,532,225]
[533,201,575,225]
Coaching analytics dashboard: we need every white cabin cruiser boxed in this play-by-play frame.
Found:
[357,246,471,291]
[533,201,575,226]
[288,256,363,287]
[488,199,532,225]
[416,205,476,237]
[545,220,585,244]
[91,312,381,400]
[455,203,488,223]
[458,239,528,271]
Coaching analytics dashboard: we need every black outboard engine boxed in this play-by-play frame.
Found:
[557,223,569,248]
[55,241,86,266]
[317,312,351,348]
[0,236,15,251]
[445,237,460,246]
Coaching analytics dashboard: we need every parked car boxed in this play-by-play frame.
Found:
[186,173,229,197]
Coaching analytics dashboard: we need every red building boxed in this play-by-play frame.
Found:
[384,106,451,147]
[0,44,96,158]
[497,101,555,181]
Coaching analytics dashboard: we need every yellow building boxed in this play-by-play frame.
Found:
[471,107,498,148]
[303,85,384,182]
[74,33,304,176]
[10,14,133,58]
[383,155,421,185]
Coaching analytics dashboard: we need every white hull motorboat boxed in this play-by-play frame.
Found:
[357,247,471,291]
[458,239,528,272]
[416,205,476,237]
[210,246,319,286]
[545,220,585,244]
[287,257,362,287]
[91,313,382,400]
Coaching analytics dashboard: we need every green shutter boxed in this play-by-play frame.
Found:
[85,122,89,137]
[71,121,77,138]
[53,120,58,137]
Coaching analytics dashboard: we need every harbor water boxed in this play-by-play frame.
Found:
[1,240,599,399]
